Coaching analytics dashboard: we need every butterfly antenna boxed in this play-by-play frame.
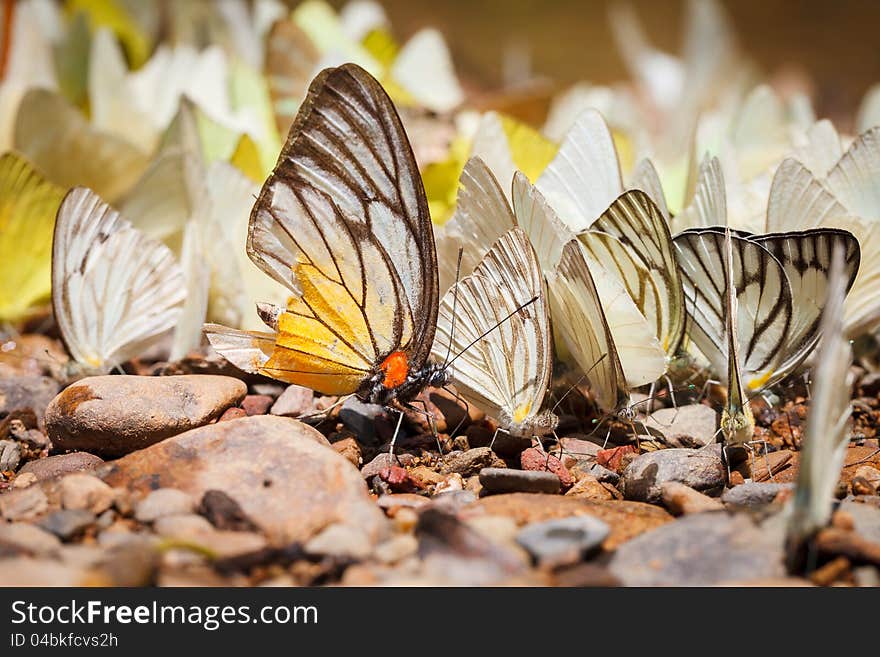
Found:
[443,295,539,369]
[548,353,609,415]
[442,247,465,366]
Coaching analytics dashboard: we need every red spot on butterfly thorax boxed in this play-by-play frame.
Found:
[380,351,409,389]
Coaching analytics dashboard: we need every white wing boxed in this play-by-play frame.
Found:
[436,157,515,295]
[52,187,185,371]
[391,29,463,114]
[547,240,665,412]
[511,171,574,272]
[792,119,842,178]
[433,228,552,431]
[587,190,686,355]
[672,154,726,233]
[470,112,517,203]
[752,229,860,379]
[826,126,880,220]
[628,158,670,220]
[857,84,880,134]
[535,109,623,232]
[766,158,849,233]
[674,228,793,390]
[787,244,853,558]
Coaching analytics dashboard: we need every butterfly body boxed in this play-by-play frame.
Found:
[500,407,559,439]
[362,354,449,406]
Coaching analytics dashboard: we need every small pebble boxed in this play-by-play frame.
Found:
[134,488,195,523]
[479,468,561,494]
[516,516,610,567]
[36,509,95,541]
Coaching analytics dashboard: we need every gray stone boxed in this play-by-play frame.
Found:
[622,447,725,502]
[580,462,620,484]
[0,485,49,520]
[36,509,95,541]
[839,499,880,544]
[722,482,792,508]
[608,512,786,586]
[0,439,20,471]
[134,488,195,523]
[643,404,717,447]
[0,376,59,428]
[339,397,386,441]
[515,515,610,567]
[0,522,62,556]
[360,452,415,479]
[440,447,504,477]
[17,452,104,481]
[479,468,561,494]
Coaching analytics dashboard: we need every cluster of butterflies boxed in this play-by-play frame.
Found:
[1,0,877,566]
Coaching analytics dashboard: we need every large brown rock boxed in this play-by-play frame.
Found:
[461,493,673,550]
[45,375,246,457]
[98,415,388,545]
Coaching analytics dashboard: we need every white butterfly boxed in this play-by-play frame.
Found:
[786,244,853,570]
[432,228,556,438]
[766,126,880,337]
[52,187,186,377]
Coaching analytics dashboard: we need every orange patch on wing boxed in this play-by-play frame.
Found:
[380,351,409,389]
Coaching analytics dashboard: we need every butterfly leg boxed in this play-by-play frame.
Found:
[647,380,658,414]
[441,384,470,438]
[406,398,443,455]
[388,409,406,461]
[489,427,510,451]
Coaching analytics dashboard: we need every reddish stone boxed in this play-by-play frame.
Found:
[218,407,247,422]
[520,447,574,488]
[379,466,423,493]
[241,395,273,416]
[596,445,638,471]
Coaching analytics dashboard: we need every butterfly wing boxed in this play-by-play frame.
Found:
[239,63,437,394]
[766,158,849,233]
[14,88,149,202]
[588,189,686,355]
[752,228,860,379]
[0,153,65,322]
[435,157,515,295]
[787,243,853,557]
[672,154,726,233]
[826,126,880,220]
[265,17,320,137]
[674,228,793,390]
[433,228,551,428]
[52,187,186,371]
[535,109,623,232]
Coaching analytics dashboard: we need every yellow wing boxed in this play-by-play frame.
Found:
[0,153,65,322]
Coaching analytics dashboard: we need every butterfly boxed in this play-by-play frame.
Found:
[205,63,448,406]
[0,152,65,324]
[52,186,186,378]
[767,126,880,337]
[785,243,853,572]
[673,226,860,446]
[432,227,556,439]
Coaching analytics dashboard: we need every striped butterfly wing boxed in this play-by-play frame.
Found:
[52,187,186,372]
[433,228,552,430]
[586,189,687,355]
[673,228,793,390]
[672,154,726,234]
[787,243,853,558]
[752,228,860,379]
[227,64,437,395]
[435,156,516,295]
[546,240,629,413]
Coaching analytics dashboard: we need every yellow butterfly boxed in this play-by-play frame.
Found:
[0,152,65,323]
[205,64,447,404]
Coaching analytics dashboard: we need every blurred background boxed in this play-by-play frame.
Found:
[320,0,880,128]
